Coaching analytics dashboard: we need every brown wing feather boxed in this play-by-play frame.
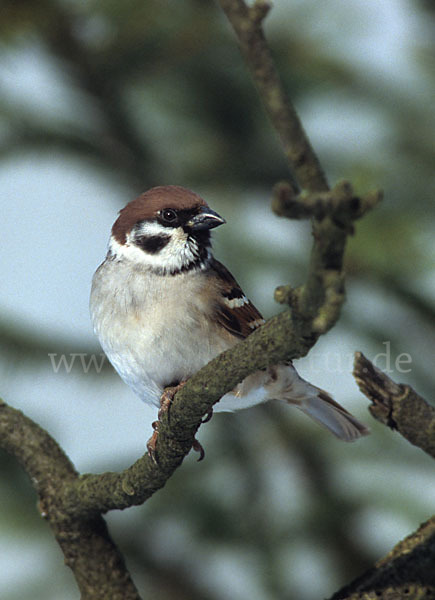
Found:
[210,258,265,339]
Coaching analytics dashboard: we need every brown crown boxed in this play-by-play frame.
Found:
[111,185,207,244]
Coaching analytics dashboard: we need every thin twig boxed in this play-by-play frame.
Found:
[217,0,328,192]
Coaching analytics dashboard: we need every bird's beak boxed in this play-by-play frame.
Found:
[187,206,226,231]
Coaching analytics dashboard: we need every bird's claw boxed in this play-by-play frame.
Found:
[146,421,160,465]
[201,408,213,424]
[192,438,205,461]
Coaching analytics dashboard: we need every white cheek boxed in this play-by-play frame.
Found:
[109,228,200,274]
[108,237,150,266]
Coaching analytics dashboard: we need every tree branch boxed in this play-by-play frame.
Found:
[327,354,435,597]
[216,0,382,340]
[329,516,435,600]
[0,399,141,600]
[54,307,335,517]
[273,181,381,327]
[353,352,435,459]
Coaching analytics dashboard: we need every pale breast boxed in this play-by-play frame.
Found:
[90,259,233,405]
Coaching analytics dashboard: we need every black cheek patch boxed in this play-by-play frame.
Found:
[136,235,171,254]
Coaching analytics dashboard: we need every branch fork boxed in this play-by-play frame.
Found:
[249,0,272,25]
[272,180,382,227]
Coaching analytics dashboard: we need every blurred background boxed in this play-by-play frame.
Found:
[0,0,434,598]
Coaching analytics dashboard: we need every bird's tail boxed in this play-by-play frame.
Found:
[266,364,370,441]
[297,389,370,441]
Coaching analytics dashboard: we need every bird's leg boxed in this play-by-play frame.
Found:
[146,381,210,463]
[147,381,187,464]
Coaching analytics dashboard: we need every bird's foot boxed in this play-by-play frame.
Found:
[146,382,211,464]
[147,381,187,464]
[158,381,187,421]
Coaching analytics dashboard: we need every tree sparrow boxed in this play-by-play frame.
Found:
[90,186,369,457]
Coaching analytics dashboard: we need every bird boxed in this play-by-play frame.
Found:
[90,185,369,459]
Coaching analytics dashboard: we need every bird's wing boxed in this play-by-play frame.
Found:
[210,258,265,339]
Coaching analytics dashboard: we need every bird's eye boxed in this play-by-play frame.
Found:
[161,208,177,223]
